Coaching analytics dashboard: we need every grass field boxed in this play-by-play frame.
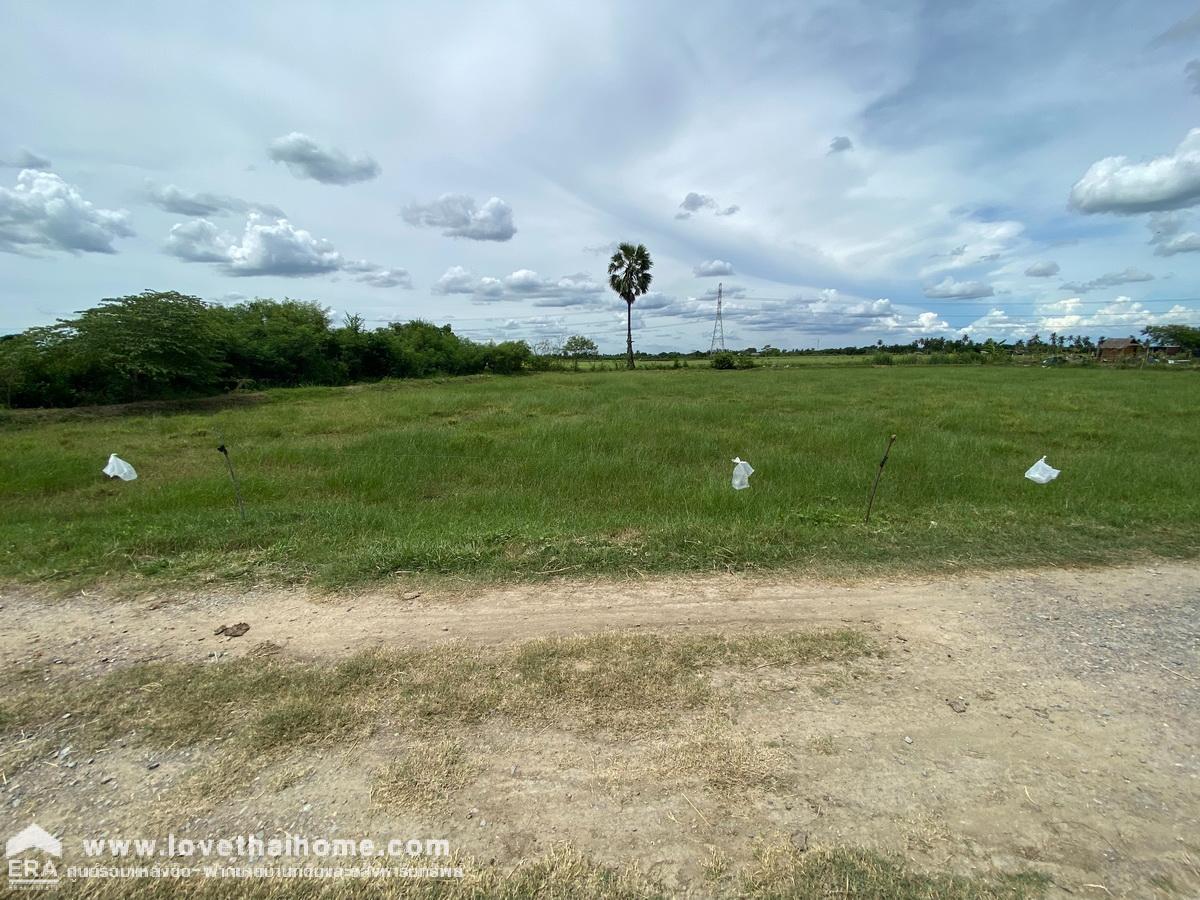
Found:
[0,366,1196,590]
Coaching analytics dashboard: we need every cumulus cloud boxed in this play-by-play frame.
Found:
[164,212,407,286]
[637,287,949,337]
[341,259,414,288]
[146,182,284,218]
[0,169,133,254]
[694,259,735,277]
[1038,296,1200,330]
[963,296,1200,341]
[431,266,602,305]
[267,132,381,185]
[922,276,995,299]
[1068,128,1200,214]
[401,194,516,241]
[1147,212,1200,256]
[1,148,51,170]
[828,136,853,154]
[1059,267,1153,293]
[1024,260,1060,277]
[674,192,738,219]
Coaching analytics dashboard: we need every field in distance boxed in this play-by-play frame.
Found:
[0,366,1195,590]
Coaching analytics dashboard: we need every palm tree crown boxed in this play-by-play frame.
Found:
[608,243,653,303]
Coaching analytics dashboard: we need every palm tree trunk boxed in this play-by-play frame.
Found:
[625,300,635,369]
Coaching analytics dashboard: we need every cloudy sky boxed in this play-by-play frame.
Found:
[3,1,1200,351]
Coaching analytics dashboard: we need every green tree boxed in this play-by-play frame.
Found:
[1142,324,1200,353]
[562,335,599,369]
[607,243,653,370]
[58,290,225,402]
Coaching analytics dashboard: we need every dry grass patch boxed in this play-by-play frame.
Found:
[373,738,479,811]
[653,718,788,799]
[0,628,877,802]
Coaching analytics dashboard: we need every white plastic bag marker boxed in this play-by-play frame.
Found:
[103,453,138,481]
[731,456,754,490]
[1024,456,1059,484]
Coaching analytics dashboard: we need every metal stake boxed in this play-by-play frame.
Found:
[216,434,247,523]
[864,433,898,525]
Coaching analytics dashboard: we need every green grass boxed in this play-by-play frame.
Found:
[0,367,1196,589]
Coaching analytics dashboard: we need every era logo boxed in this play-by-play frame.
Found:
[6,824,61,888]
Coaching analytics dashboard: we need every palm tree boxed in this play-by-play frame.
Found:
[607,243,653,369]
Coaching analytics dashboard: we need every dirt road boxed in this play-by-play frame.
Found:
[1,562,1197,897]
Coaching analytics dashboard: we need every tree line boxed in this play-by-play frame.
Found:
[0,291,533,408]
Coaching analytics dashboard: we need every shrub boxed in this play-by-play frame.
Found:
[870,352,893,366]
[711,352,737,370]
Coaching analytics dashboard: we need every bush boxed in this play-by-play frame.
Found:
[870,352,893,366]
[711,352,736,370]
[2,294,535,408]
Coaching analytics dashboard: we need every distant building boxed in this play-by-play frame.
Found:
[1097,337,1139,361]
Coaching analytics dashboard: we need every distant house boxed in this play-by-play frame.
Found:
[1097,338,1139,361]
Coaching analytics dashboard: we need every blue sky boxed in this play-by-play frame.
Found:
[2,1,1199,351]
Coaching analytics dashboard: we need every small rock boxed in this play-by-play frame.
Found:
[904,736,913,744]
[790,831,808,851]
[402,592,422,601]
[147,761,160,770]
[215,622,250,638]
[947,698,968,714]
[100,776,114,785]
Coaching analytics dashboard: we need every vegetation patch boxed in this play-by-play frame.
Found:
[0,629,876,796]
[372,738,480,811]
[1,367,1197,590]
[67,842,1048,899]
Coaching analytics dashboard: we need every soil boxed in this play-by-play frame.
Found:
[1,561,1197,897]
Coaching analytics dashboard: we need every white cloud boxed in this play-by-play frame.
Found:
[0,169,133,254]
[963,296,1200,339]
[431,265,602,305]
[1069,128,1200,214]
[146,182,284,218]
[1038,296,1200,330]
[922,276,994,299]
[693,259,735,277]
[267,132,381,185]
[1024,260,1059,277]
[164,213,406,286]
[1147,212,1200,256]
[675,191,738,220]
[401,194,516,241]
[828,136,853,154]
[1,148,51,170]
[1059,267,1153,293]
[341,259,413,288]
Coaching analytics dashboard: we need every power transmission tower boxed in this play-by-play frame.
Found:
[709,282,726,353]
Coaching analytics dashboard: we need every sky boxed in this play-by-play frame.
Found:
[2,1,1200,353]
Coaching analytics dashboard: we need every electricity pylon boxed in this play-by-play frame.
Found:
[708,282,726,353]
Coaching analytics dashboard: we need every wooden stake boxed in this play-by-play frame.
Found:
[864,433,898,525]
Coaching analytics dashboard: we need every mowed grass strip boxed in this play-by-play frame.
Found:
[0,629,876,778]
[68,843,1049,899]
[0,366,1196,589]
